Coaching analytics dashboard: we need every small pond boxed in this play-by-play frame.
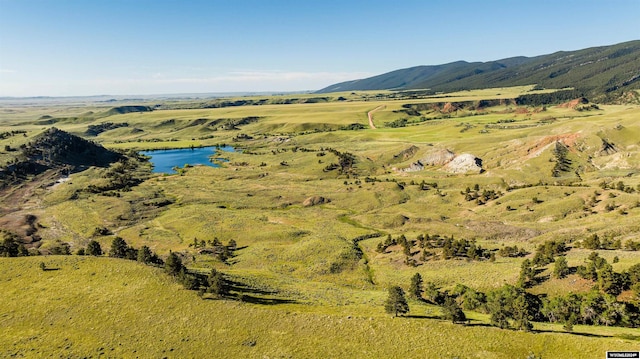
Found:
[140,146,235,173]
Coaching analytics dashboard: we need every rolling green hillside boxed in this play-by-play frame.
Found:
[1,256,638,358]
[1,87,640,358]
[318,40,640,97]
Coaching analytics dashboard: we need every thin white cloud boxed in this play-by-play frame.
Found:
[151,70,373,85]
[0,69,16,73]
[0,70,374,96]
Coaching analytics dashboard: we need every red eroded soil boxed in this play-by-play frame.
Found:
[522,132,581,159]
[557,98,588,109]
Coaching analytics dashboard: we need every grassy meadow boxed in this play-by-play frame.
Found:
[1,257,638,358]
[1,86,640,357]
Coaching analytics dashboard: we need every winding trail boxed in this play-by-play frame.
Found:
[367,105,386,129]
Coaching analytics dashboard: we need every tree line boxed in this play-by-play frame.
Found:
[386,263,640,330]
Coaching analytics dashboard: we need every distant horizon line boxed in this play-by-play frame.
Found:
[0,90,319,101]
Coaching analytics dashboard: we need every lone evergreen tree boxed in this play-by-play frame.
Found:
[86,240,102,256]
[408,272,423,299]
[487,285,515,329]
[512,294,533,331]
[165,252,184,276]
[442,296,466,323]
[207,269,227,297]
[553,256,569,279]
[563,313,577,332]
[384,286,409,317]
[518,259,535,287]
[597,263,623,296]
[108,237,128,258]
[137,245,153,264]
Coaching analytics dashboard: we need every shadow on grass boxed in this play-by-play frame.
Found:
[616,334,640,341]
[42,267,61,271]
[226,279,279,296]
[533,268,546,276]
[464,321,494,328]
[220,278,297,305]
[533,328,613,338]
[405,314,442,320]
[235,294,296,305]
[201,293,296,305]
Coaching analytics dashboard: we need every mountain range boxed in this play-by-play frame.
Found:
[317,40,640,96]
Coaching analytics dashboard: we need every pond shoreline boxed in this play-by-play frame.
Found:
[140,145,235,174]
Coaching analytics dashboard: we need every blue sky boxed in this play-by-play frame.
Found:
[0,0,638,96]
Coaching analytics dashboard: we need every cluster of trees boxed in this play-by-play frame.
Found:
[532,240,567,266]
[0,231,29,257]
[516,241,568,287]
[625,240,640,251]
[85,156,149,194]
[514,90,586,107]
[541,291,636,329]
[551,142,572,177]
[400,274,639,331]
[386,274,467,323]
[339,123,367,131]
[599,180,638,193]
[36,235,233,298]
[376,233,494,264]
[384,118,409,128]
[498,245,529,258]
[188,237,237,262]
[439,237,492,261]
[82,237,231,297]
[518,256,569,288]
[576,252,640,296]
[385,241,640,330]
[375,234,410,255]
[580,234,621,250]
[1,230,85,257]
[409,179,438,191]
[0,130,27,141]
[579,234,640,251]
[100,237,165,266]
[163,252,228,297]
[461,184,502,204]
[324,148,356,174]
[576,104,601,111]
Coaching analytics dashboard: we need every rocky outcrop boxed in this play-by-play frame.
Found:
[393,145,419,161]
[443,154,484,174]
[402,148,483,173]
[421,149,456,166]
[303,196,331,207]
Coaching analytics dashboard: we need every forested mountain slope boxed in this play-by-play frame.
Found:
[318,40,640,97]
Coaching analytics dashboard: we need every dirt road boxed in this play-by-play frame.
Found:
[367,105,386,129]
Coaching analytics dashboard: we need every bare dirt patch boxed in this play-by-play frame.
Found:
[0,170,61,243]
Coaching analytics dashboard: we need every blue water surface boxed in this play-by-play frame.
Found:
[141,146,235,173]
